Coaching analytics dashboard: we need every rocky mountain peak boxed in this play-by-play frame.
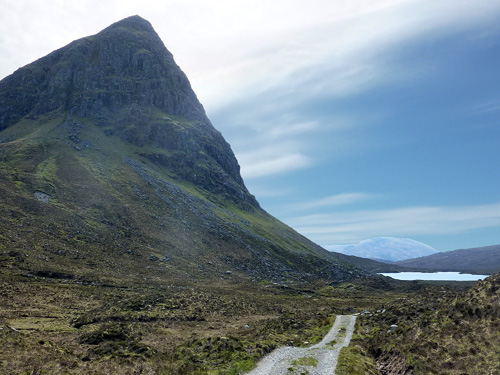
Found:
[103,15,156,33]
[0,14,204,123]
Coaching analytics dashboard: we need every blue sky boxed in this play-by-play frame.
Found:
[1,0,500,251]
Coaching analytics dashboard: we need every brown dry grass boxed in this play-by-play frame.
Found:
[0,272,400,374]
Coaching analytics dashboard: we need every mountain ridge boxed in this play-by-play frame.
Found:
[395,244,500,274]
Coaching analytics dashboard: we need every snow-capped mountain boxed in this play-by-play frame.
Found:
[325,237,438,262]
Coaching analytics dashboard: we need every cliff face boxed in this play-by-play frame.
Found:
[0,16,254,209]
[1,16,205,123]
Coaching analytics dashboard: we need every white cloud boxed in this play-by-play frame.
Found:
[223,116,321,179]
[3,0,500,183]
[289,192,374,212]
[200,0,500,180]
[266,121,318,140]
[244,185,294,199]
[238,151,311,179]
[285,202,500,245]
[189,0,500,110]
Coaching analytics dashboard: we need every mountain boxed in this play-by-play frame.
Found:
[395,244,500,274]
[326,237,438,262]
[0,16,363,284]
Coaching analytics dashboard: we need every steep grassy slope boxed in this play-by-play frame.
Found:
[395,245,500,274]
[0,110,359,283]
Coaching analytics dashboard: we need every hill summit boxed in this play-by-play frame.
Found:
[0,16,361,283]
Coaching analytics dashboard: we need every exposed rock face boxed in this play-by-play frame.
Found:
[0,16,204,124]
[0,15,256,209]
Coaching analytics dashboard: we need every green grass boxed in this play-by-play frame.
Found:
[287,356,319,375]
[291,357,319,367]
[336,345,380,375]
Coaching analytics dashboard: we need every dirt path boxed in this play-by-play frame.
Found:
[246,315,357,375]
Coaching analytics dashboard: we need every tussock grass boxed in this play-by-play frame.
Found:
[347,275,500,374]
[0,273,394,374]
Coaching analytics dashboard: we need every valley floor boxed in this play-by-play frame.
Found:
[0,271,396,375]
[2,269,495,375]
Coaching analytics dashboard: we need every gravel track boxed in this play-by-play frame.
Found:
[246,314,356,375]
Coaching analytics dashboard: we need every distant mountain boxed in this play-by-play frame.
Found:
[0,16,364,284]
[395,244,500,274]
[326,237,438,262]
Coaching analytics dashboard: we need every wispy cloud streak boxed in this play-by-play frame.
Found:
[288,192,373,212]
[285,203,500,245]
[238,150,311,179]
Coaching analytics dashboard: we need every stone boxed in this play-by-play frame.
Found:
[388,324,398,333]
[34,191,51,203]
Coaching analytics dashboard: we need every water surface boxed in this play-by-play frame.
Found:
[380,272,490,281]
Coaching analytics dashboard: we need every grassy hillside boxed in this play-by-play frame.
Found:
[0,109,360,284]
